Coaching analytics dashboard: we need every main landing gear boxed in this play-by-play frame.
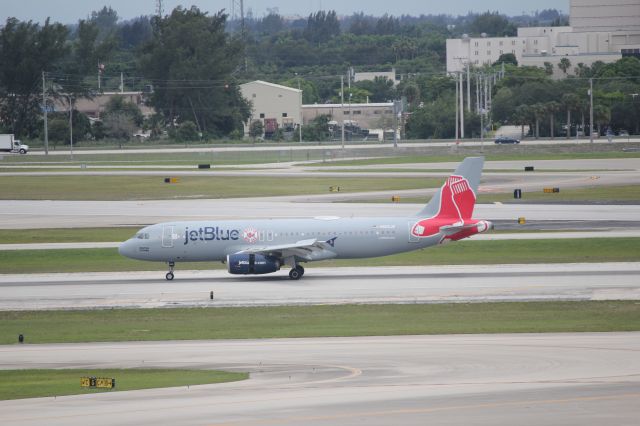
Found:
[166,261,175,281]
[288,265,304,280]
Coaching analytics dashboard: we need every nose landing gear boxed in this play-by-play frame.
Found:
[166,262,175,281]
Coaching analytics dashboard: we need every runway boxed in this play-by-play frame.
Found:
[1,263,639,310]
[1,333,639,425]
[2,199,640,229]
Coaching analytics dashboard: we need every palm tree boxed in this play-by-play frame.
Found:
[593,105,611,136]
[546,101,561,139]
[512,105,532,139]
[561,93,580,139]
[558,57,572,75]
[532,103,547,139]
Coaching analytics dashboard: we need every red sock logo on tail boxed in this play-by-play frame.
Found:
[411,175,477,238]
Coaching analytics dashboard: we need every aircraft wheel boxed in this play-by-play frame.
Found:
[296,265,305,277]
[289,268,302,280]
[166,272,174,281]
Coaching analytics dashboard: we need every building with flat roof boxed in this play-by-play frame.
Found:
[570,0,640,32]
[302,103,394,131]
[446,0,640,78]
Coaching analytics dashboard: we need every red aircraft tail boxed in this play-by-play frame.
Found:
[437,174,476,221]
[411,157,491,240]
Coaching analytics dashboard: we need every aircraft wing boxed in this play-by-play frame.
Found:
[236,238,338,261]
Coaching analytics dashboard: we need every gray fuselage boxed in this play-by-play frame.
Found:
[119,216,443,264]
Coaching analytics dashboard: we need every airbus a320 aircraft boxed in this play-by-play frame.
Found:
[119,157,492,280]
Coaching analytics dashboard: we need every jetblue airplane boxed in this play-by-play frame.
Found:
[119,157,492,280]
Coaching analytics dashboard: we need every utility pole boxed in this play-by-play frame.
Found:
[476,73,480,114]
[42,71,48,156]
[120,72,124,94]
[67,96,73,160]
[466,64,471,112]
[459,72,464,139]
[297,75,302,143]
[589,80,596,140]
[341,74,345,149]
[455,72,459,141]
[482,75,489,112]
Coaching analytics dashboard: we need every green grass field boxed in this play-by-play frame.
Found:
[308,151,640,167]
[0,175,441,200]
[0,150,322,166]
[0,228,137,244]
[1,238,638,274]
[2,302,639,345]
[0,369,248,400]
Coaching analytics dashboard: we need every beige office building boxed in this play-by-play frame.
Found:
[447,0,640,78]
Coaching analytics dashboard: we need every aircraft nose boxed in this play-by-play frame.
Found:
[118,240,134,258]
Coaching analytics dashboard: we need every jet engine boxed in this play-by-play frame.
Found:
[227,253,280,275]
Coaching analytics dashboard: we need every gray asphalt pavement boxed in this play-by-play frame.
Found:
[1,333,639,425]
[1,263,638,310]
[2,199,639,228]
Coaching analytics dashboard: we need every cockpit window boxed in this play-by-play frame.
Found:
[135,233,150,240]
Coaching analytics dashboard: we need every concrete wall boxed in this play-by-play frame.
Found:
[570,0,640,32]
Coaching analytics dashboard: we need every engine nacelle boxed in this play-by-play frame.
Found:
[227,253,280,275]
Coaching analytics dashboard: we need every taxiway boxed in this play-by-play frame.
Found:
[1,333,639,425]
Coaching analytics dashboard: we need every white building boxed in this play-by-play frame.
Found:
[239,80,302,136]
[446,0,640,78]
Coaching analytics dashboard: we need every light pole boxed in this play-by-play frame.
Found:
[340,74,345,149]
[589,78,594,144]
[42,71,49,155]
[64,95,74,159]
[296,73,302,143]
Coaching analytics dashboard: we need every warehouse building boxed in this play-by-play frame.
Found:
[239,80,302,137]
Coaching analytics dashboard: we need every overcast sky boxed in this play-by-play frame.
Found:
[2,1,568,24]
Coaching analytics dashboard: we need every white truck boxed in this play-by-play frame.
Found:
[0,134,29,154]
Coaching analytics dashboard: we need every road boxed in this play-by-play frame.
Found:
[1,333,639,425]
[1,263,638,310]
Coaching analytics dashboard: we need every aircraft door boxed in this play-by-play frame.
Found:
[162,225,175,248]
[408,221,419,243]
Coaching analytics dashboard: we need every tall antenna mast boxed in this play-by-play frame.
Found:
[231,0,245,32]
[155,0,164,17]
[231,0,247,71]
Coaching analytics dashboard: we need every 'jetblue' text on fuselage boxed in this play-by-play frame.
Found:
[184,226,240,245]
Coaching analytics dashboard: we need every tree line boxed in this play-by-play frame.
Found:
[13,4,636,145]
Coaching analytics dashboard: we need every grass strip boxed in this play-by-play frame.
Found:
[0,227,137,244]
[0,238,638,274]
[0,369,248,401]
[309,151,640,167]
[1,302,639,345]
[0,175,440,200]
[355,185,640,204]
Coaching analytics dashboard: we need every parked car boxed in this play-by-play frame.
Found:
[619,130,630,137]
[494,136,520,144]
